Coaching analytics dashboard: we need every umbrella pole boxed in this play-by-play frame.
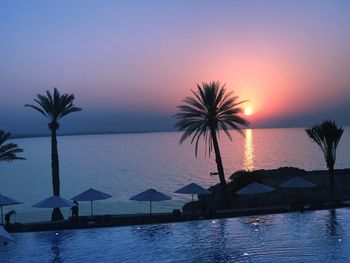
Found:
[1,205,3,225]
[192,194,194,202]
[91,200,93,216]
[149,201,152,216]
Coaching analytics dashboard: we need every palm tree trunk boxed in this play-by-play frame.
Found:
[328,165,335,200]
[50,123,63,221]
[210,129,230,208]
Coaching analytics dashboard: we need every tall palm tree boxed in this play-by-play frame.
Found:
[0,130,25,162]
[26,88,81,221]
[174,81,249,206]
[305,120,343,199]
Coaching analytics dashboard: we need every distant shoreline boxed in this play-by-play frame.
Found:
[10,129,177,139]
[10,126,328,139]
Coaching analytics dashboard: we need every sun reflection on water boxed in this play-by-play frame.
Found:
[243,129,254,171]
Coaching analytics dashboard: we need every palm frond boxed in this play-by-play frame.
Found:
[26,88,82,123]
[25,104,48,118]
[305,120,343,168]
[0,130,25,162]
[174,81,249,157]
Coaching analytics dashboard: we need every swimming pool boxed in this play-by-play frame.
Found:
[1,208,349,262]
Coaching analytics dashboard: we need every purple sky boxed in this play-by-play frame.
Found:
[1,0,350,134]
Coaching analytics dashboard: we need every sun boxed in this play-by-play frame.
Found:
[244,108,253,116]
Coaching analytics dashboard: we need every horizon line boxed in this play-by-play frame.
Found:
[10,125,348,140]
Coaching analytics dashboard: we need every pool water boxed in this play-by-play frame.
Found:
[1,208,349,262]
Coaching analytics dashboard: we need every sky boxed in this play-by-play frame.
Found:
[1,0,350,135]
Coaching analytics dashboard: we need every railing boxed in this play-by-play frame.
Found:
[5,200,187,224]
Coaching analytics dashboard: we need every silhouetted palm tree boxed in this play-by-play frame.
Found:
[174,81,249,206]
[306,120,343,198]
[26,88,81,220]
[0,130,25,162]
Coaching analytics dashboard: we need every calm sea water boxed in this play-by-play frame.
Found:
[1,128,350,263]
[0,128,349,221]
[1,209,350,262]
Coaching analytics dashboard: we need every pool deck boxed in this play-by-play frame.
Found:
[5,202,350,233]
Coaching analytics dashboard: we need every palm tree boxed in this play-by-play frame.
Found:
[26,88,81,221]
[305,120,343,199]
[174,81,249,207]
[0,130,25,162]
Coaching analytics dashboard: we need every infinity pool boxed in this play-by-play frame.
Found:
[1,209,349,262]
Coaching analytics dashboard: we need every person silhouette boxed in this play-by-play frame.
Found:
[71,201,79,219]
[5,210,15,225]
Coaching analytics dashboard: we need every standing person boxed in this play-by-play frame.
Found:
[71,201,79,219]
[5,210,15,225]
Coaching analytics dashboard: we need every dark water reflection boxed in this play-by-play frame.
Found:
[321,210,344,262]
[327,209,340,236]
[35,231,75,263]
[132,223,173,241]
[50,236,63,263]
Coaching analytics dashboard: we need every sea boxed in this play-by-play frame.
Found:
[0,128,349,222]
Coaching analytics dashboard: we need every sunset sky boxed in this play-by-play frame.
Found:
[1,0,350,134]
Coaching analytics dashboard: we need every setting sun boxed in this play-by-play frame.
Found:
[244,108,253,116]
